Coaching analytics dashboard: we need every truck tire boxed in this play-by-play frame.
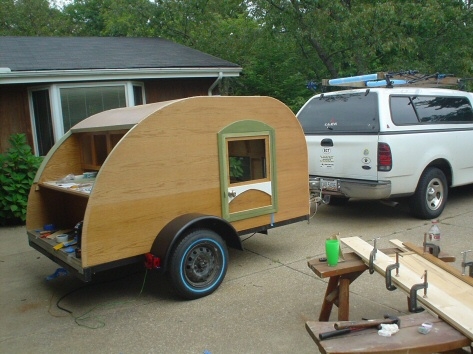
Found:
[409,167,448,219]
[168,229,228,299]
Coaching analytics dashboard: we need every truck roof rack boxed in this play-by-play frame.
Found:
[321,71,463,89]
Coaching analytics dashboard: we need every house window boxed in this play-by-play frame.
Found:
[60,86,127,132]
[31,89,54,156]
[133,85,144,105]
[29,81,145,156]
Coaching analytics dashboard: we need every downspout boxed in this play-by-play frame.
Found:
[208,71,223,96]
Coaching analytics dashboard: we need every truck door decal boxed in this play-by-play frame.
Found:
[218,120,278,222]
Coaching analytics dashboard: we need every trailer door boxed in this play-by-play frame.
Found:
[218,121,278,222]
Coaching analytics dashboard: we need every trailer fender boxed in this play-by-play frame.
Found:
[149,213,242,272]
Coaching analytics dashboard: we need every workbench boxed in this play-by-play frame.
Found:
[306,312,471,354]
[308,248,456,322]
[306,244,472,353]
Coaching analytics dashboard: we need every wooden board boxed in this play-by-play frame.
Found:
[307,249,403,279]
[341,236,473,341]
[306,312,471,354]
[390,239,473,287]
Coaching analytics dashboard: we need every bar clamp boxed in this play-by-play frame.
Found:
[385,252,400,291]
[461,250,473,277]
[409,270,428,313]
[369,237,380,274]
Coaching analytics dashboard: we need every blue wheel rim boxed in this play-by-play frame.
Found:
[179,238,226,294]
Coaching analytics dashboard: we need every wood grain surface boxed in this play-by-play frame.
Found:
[306,312,471,354]
[341,236,473,341]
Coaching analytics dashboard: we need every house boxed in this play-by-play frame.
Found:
[0,36,242,155]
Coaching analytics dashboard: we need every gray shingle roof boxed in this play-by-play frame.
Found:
[0,36,240,71]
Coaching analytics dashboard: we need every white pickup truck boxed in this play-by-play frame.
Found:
[297,87,473,219]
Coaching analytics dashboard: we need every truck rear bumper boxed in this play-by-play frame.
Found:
[309,176,391,199]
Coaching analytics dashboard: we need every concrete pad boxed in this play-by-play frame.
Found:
[1,184,472,353]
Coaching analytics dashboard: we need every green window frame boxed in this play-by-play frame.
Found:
[218,120,278,222]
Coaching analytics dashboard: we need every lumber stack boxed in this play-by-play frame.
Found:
[341,236,473,341]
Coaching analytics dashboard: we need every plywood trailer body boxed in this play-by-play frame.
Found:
[26,96,309,298]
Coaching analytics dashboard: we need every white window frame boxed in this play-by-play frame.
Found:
[28,86,56,156]
[28,81,145,155]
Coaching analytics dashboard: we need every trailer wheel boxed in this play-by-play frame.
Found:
[409,167,448,219]
[168,229,228,299]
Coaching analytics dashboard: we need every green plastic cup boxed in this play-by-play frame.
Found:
[325,239,340,266]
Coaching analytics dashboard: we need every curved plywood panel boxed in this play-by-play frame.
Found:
[229,189,272,213]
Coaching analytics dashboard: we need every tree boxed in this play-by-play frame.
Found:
[251,0,473,83]
[139,0,314,109]
[2,0,472,109]
[63,0,157,36]
[0,0,69,36]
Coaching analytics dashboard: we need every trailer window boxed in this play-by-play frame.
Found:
[218,120,278,222]
[227,137,269,185]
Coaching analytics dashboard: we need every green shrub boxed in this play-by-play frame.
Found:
[0,134,43,225]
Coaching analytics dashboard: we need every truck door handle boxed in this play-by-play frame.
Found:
[321,139,333,147]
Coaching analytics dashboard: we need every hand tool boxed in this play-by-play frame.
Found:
[334,314,400,330]
[318,315,400,340]
[53,239,77,251]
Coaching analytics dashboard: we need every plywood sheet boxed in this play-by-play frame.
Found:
[341,236,473,341]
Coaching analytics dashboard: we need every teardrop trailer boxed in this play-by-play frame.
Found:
[26,96,309,299]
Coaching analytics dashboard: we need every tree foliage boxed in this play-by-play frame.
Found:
[2,0,472,110]
[0,0,69,35]
[252,0,473,83]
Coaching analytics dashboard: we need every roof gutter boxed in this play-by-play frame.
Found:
[0,67,242,85]
[208,71,223,96]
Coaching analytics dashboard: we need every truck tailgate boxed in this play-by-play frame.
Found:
[306,134,379,181]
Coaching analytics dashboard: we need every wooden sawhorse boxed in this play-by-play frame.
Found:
[308,252,368,321]
[308,247,456,322]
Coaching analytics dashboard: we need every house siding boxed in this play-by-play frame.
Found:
[1,78,217,154]
[144,78,216,102]
[0,84,33,153]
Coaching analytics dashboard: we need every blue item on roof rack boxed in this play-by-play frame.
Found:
[366,79,408,87]
[328,73,379,86]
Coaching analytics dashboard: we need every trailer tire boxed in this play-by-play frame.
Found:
[168,229,228,299]
[409,167,448,219]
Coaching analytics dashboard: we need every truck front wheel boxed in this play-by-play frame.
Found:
[409,167,448,219]
[168,229,228,299]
